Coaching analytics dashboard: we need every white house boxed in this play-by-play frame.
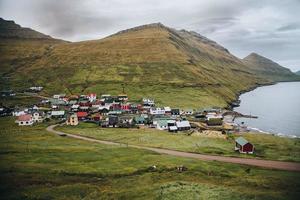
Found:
[53,94,66,99]
[32,112,44,123]
[87,93,97,102]
[143,98,155,108]
[13,110,26,117]
[51,110,65,118]
[150,107,165,115]
[176,120,191,131]
[16,114,34,126]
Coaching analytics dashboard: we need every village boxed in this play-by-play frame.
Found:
[0,86,255,154]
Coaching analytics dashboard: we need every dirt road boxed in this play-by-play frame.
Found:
[47,125,300,172]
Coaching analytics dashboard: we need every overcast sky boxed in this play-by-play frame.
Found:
[0,0,299,72]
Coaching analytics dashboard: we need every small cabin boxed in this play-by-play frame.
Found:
[235,137,254,154]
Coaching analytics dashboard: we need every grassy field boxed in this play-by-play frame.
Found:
[57,123,300,162]
[1,117,300,199]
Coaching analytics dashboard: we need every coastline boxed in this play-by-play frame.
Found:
[231,81,300,138]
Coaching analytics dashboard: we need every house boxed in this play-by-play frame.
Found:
[121,103,131,112]
[92,113,102,121]
[71,104,80,111]
[142,98,155,108]
[87,93,97,102]
[235,137,254,154]
[171,109,180,116]
[194,113,206,122]
[130,104,140,114]
[150,107,165,115]
[99,106,110,115]
[32,112,44,123]
[183,109,194,115]
[108,110,122,115]
[156,119,169,130]
[16,114,33,126]
[49,98,67,106]
[53,94,66,99]
[134,115,146,125]
[118,94,128,102]
[12,110,26,117]
[164,107,171,115]
[51,110,65,118]
[176,120,191,131]
[66,114,79,126]
[108,115,119,127]
[119,116,134,127]
[77,111,88,120]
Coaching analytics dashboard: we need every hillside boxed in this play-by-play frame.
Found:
[0,18,52,39]
[242,53,298,81]
[295,70,300,75]
[0,20,297,108]
[0,18,66,90]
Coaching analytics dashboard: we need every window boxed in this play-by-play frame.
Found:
[26,121,28,124]
[20,122,23,125]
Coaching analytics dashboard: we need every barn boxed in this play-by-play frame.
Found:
[235,137,254,154]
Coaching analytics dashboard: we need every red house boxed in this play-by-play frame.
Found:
[77,111,88,120]
[235,137,254,154]
[121,103,131,111]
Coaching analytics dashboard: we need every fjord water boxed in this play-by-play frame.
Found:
[234,82,300,137]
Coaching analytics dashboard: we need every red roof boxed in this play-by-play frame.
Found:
[77,112,88,118]
[88,93,97,97]
[17,114,32,121]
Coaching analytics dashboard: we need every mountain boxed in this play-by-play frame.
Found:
[295,70,300,75]
[0,20,297,108]
[242,53,297,81]
[0,18,53,39]
[0,18,66,86]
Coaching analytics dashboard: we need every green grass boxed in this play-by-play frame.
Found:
[57,123,300,162]
[0,94,41,107]
[1,117,300,199]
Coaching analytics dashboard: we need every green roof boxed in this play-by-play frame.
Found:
[157,120,168,127]
[135,116,145,121]
[235,137,249,146]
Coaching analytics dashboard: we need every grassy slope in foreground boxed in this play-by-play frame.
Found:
[57,123,300,162]
[0,117,300,200]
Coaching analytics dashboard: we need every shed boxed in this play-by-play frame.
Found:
[235,137,254,154]
[169,126,178,133]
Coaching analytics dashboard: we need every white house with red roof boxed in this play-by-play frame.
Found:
[87,93,97,102]
[16,114,33,126]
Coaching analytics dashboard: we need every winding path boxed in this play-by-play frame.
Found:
[47,125,300,172]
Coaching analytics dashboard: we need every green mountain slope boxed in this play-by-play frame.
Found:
[242,53,298,81]
[0,20,297,108]
[295,70,300,75]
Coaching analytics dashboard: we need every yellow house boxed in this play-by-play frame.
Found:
[67,114,78,126]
